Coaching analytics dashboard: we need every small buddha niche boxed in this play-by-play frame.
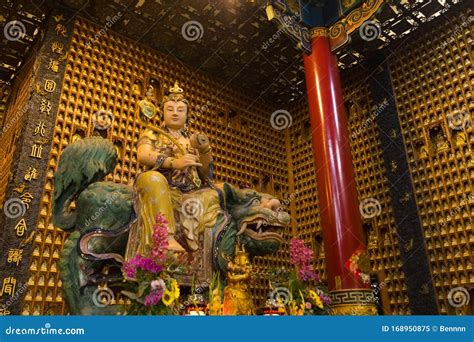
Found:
[227,109,240,130]
[71,127,86,143]
[113,138,123,160]
[91,108,113,139]
[314,234,324,259]
[261,173,274,194]
[297,120,312,144]
[148,77,162,104]
[132,78,143,98]
[428,125,449,153]
[217,111,226,125]
[414,139,429,160]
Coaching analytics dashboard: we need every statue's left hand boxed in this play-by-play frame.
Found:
[190,132,210,152]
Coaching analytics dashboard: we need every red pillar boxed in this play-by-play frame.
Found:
[303,30,373,313]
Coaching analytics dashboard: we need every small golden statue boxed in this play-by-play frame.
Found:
[222,244,255,315]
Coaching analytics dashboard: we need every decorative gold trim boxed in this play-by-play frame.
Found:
[330,287,377,316]
[328,0,385,51]
[330,288,374,294]
[330,303,378,315]
[310,27,329,38]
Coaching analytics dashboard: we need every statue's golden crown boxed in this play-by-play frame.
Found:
[162,81,187,105]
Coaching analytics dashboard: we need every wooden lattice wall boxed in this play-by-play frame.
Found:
[388,8,473,315]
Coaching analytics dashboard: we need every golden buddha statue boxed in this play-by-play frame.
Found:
[125,81,221,258]
[222,244,255,315]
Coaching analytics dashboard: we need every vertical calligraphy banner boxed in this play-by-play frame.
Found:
[0,9,75,315]
[367,52,439,314]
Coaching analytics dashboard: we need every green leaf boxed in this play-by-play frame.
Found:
[121,290,139,300]
[137,282,149,297]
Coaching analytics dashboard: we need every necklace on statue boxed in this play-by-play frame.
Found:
[168,129,182,139]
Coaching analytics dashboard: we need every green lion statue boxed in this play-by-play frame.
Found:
[52,136,290,314]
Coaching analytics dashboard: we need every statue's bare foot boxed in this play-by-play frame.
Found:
[168,236,186,253]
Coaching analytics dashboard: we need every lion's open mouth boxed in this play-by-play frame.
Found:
[237,215,284,243]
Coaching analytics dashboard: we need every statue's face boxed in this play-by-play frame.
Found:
[163,100,187,130]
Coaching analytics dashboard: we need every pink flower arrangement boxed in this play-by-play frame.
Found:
[290,238,320,282]
[123,254,163,278]
[144,287,164,306]
[123,214,170,278]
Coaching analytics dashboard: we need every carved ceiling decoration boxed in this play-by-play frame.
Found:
[0,0,468,105]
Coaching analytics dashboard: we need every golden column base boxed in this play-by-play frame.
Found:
[329,289,378,316]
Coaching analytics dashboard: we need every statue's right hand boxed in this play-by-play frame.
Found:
[172,154,203,170]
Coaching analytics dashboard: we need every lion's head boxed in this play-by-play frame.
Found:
[222,183,290,257]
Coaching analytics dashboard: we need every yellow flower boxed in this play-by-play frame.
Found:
[171,279,180,299]
[162,289,175,306]
[308,290,318,300]
[312,293,324,309]
[289,300,298,316]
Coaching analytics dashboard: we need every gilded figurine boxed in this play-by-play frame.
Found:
[222,244,255,315]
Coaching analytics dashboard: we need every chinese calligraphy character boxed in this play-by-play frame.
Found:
[40,99,52,115]
[13,183,26,194]
[53,14,65,22]
[389,129,397,139]
[0,277,16,297]
[390,160,398,173]
[30,144,43,159]
[24,167,38,182]
[19,192,33,209]
[48,59,60,73]
[51,41,64,55]
[55,24,67,37]
[44,79,56,93]
[33,121,46,137]
[14,219,27,237]
[7,249,23,266]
